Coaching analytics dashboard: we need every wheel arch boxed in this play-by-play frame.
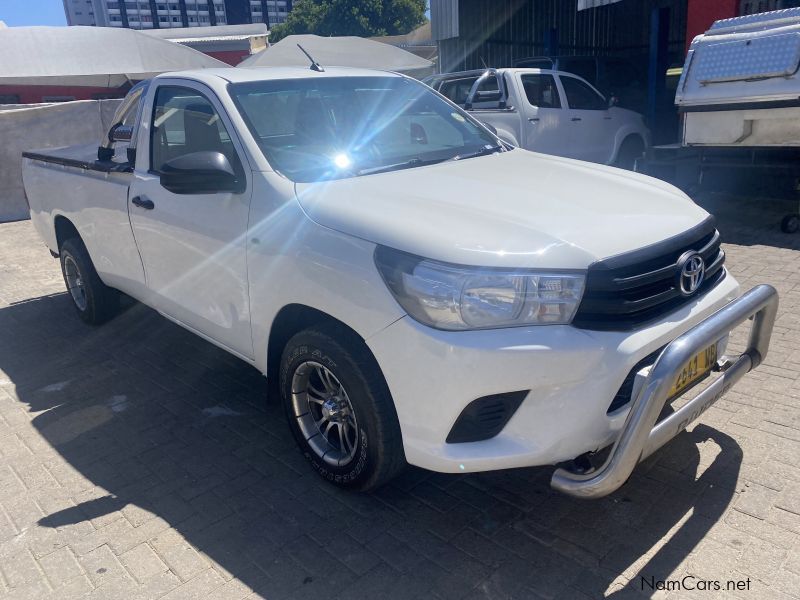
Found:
[266,304,385,394]
[611,132,646,165]
[54,214,81,251]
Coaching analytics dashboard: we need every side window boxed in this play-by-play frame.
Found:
[561,77,607,111]
[150,86,237,173]
[520,74,561,108]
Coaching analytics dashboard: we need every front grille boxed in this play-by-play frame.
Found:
[573,218,725,331]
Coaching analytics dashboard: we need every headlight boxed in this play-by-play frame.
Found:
[374,246,586,330]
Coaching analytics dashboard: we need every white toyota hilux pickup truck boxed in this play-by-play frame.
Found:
[22,66,778,497]
[424,67,651,168]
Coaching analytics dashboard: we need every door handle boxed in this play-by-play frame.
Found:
[131,196,154,210]
[528,117,540,123]
[571,117,582,122]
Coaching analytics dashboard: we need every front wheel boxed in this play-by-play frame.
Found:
[279,325,405,491]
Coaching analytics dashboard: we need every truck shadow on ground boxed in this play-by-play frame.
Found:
[0,292,742,599]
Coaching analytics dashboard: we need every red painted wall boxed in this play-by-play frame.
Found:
[686,0,738,51]
[205,49,251,65]
[0,85,128,105]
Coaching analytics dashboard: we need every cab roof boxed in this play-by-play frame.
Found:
[155,66,406,85]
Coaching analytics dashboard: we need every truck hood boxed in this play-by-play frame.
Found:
[294,149,710,269]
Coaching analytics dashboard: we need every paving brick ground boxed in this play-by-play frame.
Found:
[0,192,799,600]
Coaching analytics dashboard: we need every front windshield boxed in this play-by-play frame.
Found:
[230,76,503,182]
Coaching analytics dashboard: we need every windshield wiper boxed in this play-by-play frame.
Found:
[356,157,443,176]
[353,145,506,176]
[447,144,505,162]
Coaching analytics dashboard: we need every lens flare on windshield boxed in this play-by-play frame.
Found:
[333,153,352,169]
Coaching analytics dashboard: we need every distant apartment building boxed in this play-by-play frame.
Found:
[62,0,98,25]
[63,0,292,29]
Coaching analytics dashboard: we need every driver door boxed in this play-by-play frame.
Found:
[128,82,254,359]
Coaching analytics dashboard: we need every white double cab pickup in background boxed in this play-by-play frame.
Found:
[424,67,651,168]
[22,66,778,497]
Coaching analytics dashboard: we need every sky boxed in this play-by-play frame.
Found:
[0,0,67,26]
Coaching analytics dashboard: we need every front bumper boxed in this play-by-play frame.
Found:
[366,272,752,478]
[551,283,778,498]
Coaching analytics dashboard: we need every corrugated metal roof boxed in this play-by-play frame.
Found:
[431,0,460,41]
[169,35,256,43]
[141,23,268,41]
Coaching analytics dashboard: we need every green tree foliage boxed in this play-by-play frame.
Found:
[269,0,428,42]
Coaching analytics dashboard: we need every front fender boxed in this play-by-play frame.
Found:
[611,122,650,163]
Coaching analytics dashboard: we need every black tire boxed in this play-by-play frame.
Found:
[279,324,405,491]
[59,237,120,325]
[614,136,646,171]
[781,213,800,234]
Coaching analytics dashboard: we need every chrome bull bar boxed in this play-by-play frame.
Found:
[551,284,779,499]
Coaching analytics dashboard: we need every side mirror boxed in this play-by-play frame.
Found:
[108,122,133,143]
[98,122,134,161]
[159,151,243,195]
[608,95,620,108]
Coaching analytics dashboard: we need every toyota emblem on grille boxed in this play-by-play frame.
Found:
[677,252,705,296]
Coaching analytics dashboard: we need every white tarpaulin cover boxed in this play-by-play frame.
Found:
[577,0,623,10]
[0,26,228,87]
[238,34,433,74]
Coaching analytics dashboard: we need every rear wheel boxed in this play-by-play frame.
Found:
[280,325,405,491]
[59,238,119,325]
[614,136,646,171]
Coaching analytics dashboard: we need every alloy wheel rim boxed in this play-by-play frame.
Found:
[64,256,87,311]
[291,361,359,466]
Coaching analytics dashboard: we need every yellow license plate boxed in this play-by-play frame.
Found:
[668,343,718,399]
